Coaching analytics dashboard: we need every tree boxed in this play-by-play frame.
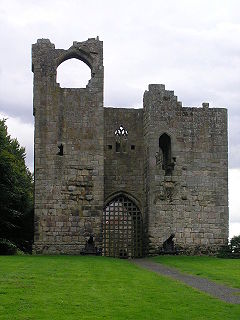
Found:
[217,235,240,259]
[0,118,33,253]
[230,235,240,254]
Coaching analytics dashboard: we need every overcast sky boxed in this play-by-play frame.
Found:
[0,0,239,237]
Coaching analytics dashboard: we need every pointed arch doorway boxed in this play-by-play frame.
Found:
[103,195,143,258]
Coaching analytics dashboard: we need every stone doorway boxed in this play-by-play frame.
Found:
[103,195,143,258]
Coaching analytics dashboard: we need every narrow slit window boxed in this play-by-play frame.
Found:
[116,142,121,152]
[57,144,64,156]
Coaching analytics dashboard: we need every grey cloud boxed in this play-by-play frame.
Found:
[0,0,239,171]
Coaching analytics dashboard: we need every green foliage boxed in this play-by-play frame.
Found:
[0,256,240,320]
[0,238,17,255]
[0,119,33,254]
[153,255,240,288]
[230,235,240,253]
[217,235,240,259]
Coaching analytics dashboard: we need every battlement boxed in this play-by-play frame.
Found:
[35,38,55,47]
[144,83,181,109]
[148,84,166,91]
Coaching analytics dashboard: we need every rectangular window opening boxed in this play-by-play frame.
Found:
[108,145,112,150]
[131,145,135,150]
[116,142,121,152]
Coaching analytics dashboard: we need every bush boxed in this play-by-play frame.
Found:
[230,235,240,253]
[0,238,17,255]
[217,235,240,258]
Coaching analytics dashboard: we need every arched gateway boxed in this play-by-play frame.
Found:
[103,195,143,258]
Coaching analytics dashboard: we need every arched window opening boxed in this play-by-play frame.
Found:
[159,133,174,175]
[56,58,91,88]
[103,195,143,258]
[114,125,128,137]
[114,125,128,153]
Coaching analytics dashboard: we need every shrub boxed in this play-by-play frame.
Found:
[217,235,240,259]
[230,235,240,254]
[0,238,17,255]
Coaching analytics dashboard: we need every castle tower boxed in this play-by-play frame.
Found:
[32,38,104,253]
[143,84,228,254]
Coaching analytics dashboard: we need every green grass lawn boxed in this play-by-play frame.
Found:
[153,255,240,289]
[0,256,239,320]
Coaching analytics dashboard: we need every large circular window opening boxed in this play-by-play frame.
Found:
[56,58,91,88]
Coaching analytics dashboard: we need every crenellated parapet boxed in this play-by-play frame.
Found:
[144,84,181,111]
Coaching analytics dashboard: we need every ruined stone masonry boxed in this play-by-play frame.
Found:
[32,37,228,256]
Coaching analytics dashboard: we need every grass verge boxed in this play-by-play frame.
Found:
[0,256,239,320]
[153,255,240,288]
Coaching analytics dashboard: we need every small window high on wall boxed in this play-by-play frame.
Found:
[159,133,174,175]
[57,58,91,88]
[114,125,128,153]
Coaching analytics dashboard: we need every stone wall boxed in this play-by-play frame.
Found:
[32,39,228,256]
[32,38,104,254]
[104,108,144,208]
[143,84,228,254]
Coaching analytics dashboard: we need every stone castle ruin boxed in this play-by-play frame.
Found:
[32,37,228,256]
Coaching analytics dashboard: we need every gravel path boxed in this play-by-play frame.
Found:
[132,259,240,304]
